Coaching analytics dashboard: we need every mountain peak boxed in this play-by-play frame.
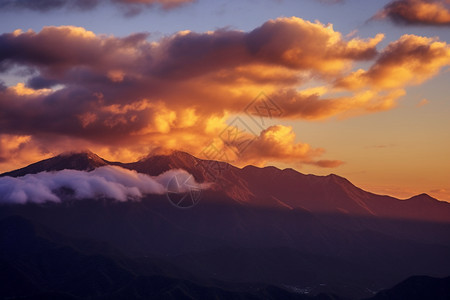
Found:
[0,150,108,178]
[124,150,203,179]
[139,150,196,162]
[407,193,439,203]
[59,149,96,157]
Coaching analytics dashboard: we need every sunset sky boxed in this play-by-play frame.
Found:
[0,0,449,201]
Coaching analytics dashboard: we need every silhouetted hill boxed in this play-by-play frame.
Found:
[0,216,341,300]
[366,275,450,300]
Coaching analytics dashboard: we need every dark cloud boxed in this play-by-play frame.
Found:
[0,0,100,12]
[374,0,450,26]
[315,0,344,4]
[27,76,59,89]
[308,160,344,168]
[0,0,194,14]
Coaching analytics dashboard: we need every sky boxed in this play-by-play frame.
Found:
[0,0,449,201]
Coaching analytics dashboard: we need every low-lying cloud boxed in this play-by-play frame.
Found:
[0,166,210,204]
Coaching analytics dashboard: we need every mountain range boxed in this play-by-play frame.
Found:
[0,150,449,299]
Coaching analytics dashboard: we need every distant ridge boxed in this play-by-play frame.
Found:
[1,150,449,223]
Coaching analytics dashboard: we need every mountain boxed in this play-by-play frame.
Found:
[3,150,448,223]
[0,215,338,300]
[1,215,447,300]
[1,150,109,177]
[365,275,450,300]
[239,165,450,223]
[1,150,449,299]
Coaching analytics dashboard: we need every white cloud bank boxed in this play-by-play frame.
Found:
[0,166,210,204]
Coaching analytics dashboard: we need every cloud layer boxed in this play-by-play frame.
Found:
[0,0,194,15]
[335,34,450,89]
[0,166,209,204]
[0,17,449,170]
[375,0,450,26]
[223,125,344,168]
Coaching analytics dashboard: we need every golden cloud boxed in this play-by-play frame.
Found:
[0,18,448,171]
[237,125,344,168]
[375,0,450,26]
[336,35,450,90]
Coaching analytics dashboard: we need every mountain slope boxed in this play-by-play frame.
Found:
[0,215,340,300]
[239,165,450,223]
[1,151,450,299]
[366,275,450,300]
[1,150,449,223]
[1,151,109,177]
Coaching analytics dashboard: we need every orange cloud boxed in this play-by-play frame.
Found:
[375,0,450,26]
[7,82,51,96]
[0,20,386,131]
[268,88,406,120]
[429,188,450,202]
[417,98,430,107]
[336,35,450,90]
[220,125,343,168]
[0,19,381,84]
[0,134,53,172]
[243,18,383,75]
[0,19,447,171]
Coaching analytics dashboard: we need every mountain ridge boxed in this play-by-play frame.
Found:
[0,149,438,201]
[1,151,449,299]
[1,150,449,223]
